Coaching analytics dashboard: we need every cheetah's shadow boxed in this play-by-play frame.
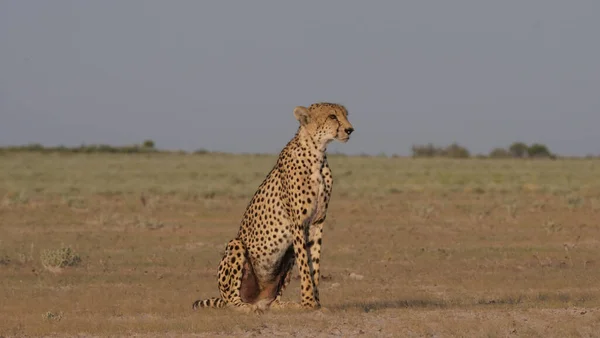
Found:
[330,299,450,312]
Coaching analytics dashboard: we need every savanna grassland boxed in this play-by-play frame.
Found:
[1,152,599,337]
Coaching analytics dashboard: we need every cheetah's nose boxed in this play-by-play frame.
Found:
[345,127,354,135]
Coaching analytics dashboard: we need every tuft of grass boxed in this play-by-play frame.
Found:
[411,203,436,220]
[42,311,63,322]
[0,255,10,265]
[14,243,36,265]
[567,195,584,209]
[504,200,519,219]
[3,191,30,205]
[63,196,87,209]
[40,247,81,272]
[543,218,562,233]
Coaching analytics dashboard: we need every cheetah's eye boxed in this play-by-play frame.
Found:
[328,114,337,120]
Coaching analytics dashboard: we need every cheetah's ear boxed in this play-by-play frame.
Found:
[293,106,311,126]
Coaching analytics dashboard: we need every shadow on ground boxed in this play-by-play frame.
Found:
[330,291,593,313]
[330,298,450,312]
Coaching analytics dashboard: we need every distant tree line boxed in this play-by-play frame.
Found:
[410,143,471,158]
[0,139,574,159]
[412,142,555,159]
[0,140,220,155]
[0,140,158,154]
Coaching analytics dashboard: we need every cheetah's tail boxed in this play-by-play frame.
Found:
[192,297,226,310]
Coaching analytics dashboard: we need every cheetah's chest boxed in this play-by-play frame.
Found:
[308,170,327,224]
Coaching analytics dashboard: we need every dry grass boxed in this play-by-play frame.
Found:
[1,152,599,337]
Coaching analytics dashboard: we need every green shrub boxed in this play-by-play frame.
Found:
[528,143,553,158]
[143,139,155,149]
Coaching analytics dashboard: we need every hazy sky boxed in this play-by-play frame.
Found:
[1,1,599,156]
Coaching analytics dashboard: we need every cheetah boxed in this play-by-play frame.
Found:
[192,103,354,313]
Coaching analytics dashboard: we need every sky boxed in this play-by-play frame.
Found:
[1,1,599,156]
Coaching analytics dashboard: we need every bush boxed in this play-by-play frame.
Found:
[411,143,439,157]
[40,247,81,272]
[509,142,528,158]
[143,139,155,149]
[444,143,470,158]
[527,143,553,158]
[489,147,512,158]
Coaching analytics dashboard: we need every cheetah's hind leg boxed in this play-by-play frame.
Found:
[192,239,260,313]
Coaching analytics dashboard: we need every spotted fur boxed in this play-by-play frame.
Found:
[192,103,354,313]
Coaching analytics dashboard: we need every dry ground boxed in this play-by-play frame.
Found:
[1,153,599,337]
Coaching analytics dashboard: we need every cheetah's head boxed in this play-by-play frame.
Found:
[293,103,354,145]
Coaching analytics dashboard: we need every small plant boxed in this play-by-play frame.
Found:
[3,191,30,205]
[134,216,165,230]
[64,196,86,209]
[15,243,36,265]
[42,311,63,322]
[40,247,81,272]
[566,195,583,209]
[0,255,10,265]
[412,204,436,219]
[388,187,402,194]
[472,186,486,194]
[505,201,519,219]
[543,218,562,234]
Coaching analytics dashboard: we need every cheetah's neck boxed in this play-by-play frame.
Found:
[295,127,329,156]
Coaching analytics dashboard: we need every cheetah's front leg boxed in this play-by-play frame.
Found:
[273,220,324,310]
[271,260,302,310]
[292,222,320,309]
[307,220,325,303]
